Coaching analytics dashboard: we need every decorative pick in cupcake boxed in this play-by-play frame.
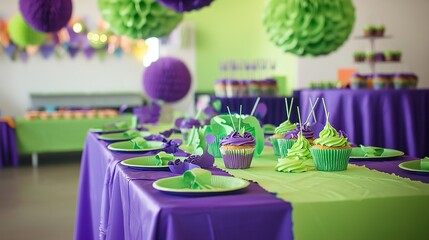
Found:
[275,107,315,173]
[219,106,256,169]
[284,97,319,142]
[313,99,350,148]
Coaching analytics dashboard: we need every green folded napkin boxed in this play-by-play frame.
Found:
[420,157,429,170]
[131,137,147,149]
[123,130,141,138]
[360,145,384,157]
[155,151,174,166]
[102,121,128,131]
[183,168,213,190]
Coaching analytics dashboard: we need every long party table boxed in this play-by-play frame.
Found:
[0,118,18,168]
[211,96,299,126]
[75,126,429,240]
[15,114,135,166]
[75,132,293,240]
[299,89,429,158]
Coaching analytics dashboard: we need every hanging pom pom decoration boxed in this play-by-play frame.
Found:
[156,0,214,12]
[7,14,46,48]
[98,0,183,39]
[263,0,355,56]
[142,57,191,103]
[19,0,73,33]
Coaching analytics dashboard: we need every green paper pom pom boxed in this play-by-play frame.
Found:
[7,13,46,48]
[263,0,355,56]
[98,0,183,39]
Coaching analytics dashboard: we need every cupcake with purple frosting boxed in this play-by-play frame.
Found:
[277,124,315,158]
[220,131,256,169]
[180,118,201,142]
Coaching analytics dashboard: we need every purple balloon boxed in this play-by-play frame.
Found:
[142,57,191,103]
[157,0,213,12]
[19,0,73,32]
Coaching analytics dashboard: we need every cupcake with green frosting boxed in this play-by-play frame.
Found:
[275,133,315,173]
[310,121,351,171]
[270,120,296,156]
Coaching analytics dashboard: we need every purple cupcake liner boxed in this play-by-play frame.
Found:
[220,148,255,169]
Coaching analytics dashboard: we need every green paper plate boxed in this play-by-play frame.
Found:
[107,140,164,152]
[121,156,186,170]
[153,175,249,196]
[398,160,429,175]
[350,148,404,159]
[97,131,151,141]
[89,128,129,134]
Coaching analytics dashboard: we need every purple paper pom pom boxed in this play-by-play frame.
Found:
[157,0,213,12]
[142,57,191,103]
[19,0,73,32]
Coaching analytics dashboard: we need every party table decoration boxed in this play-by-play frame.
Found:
[157,0,214,12]
[359,145,385,157]
[168,158,201,174]
[263,0,355,56]
[183,168,213,189]
[143,57,191,103]
[19,0,72,32]
[7,14,46,48]
[98,0,183,39]
[420,157,429,170]
[206,107,264,158]
[270,98,296,156]
[131,136,148,149]
[155,151,175,166]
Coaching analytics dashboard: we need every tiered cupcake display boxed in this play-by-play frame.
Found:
[24,108,118,120]
[350,72,418,89]
[214,59,278,97]
[353,50,401,63]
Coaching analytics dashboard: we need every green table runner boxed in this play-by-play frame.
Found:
[215,148,429,240]
[16,114,136,154]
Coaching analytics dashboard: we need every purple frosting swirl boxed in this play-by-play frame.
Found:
[180,118,201,129]
[220,131,256,146]
[284,124,314,140]
[338,130,348,139]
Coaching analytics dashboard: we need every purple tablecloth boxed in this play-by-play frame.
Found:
[212,96,299,126]
[74,133,293,240]
[299,89,429,158]
[0,121,19,168]
[351,156,429,183]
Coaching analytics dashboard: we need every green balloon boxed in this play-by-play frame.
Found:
[263,0,355,56]
[7,14,46,48]
[98,0,183,39]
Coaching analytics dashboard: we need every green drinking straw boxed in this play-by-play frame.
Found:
[297,107,303,136]
[238,105,242,131]
[321,98,329,121]
[227,106,236,131]
[250,97,260,116]
[304,97,319,125]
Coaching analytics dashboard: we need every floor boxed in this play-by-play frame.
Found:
[0,153,81,240]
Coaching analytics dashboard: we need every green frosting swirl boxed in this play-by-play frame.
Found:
[274,120,296,135]
[313,122,349,147]
[275,134,315,173]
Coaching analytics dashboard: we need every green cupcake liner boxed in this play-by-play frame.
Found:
[310,148,352,171]
[277,139,297,158]
[270,137,282,156]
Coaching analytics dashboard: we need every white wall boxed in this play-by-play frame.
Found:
[297,0,429,88]
[0,0,196,118]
